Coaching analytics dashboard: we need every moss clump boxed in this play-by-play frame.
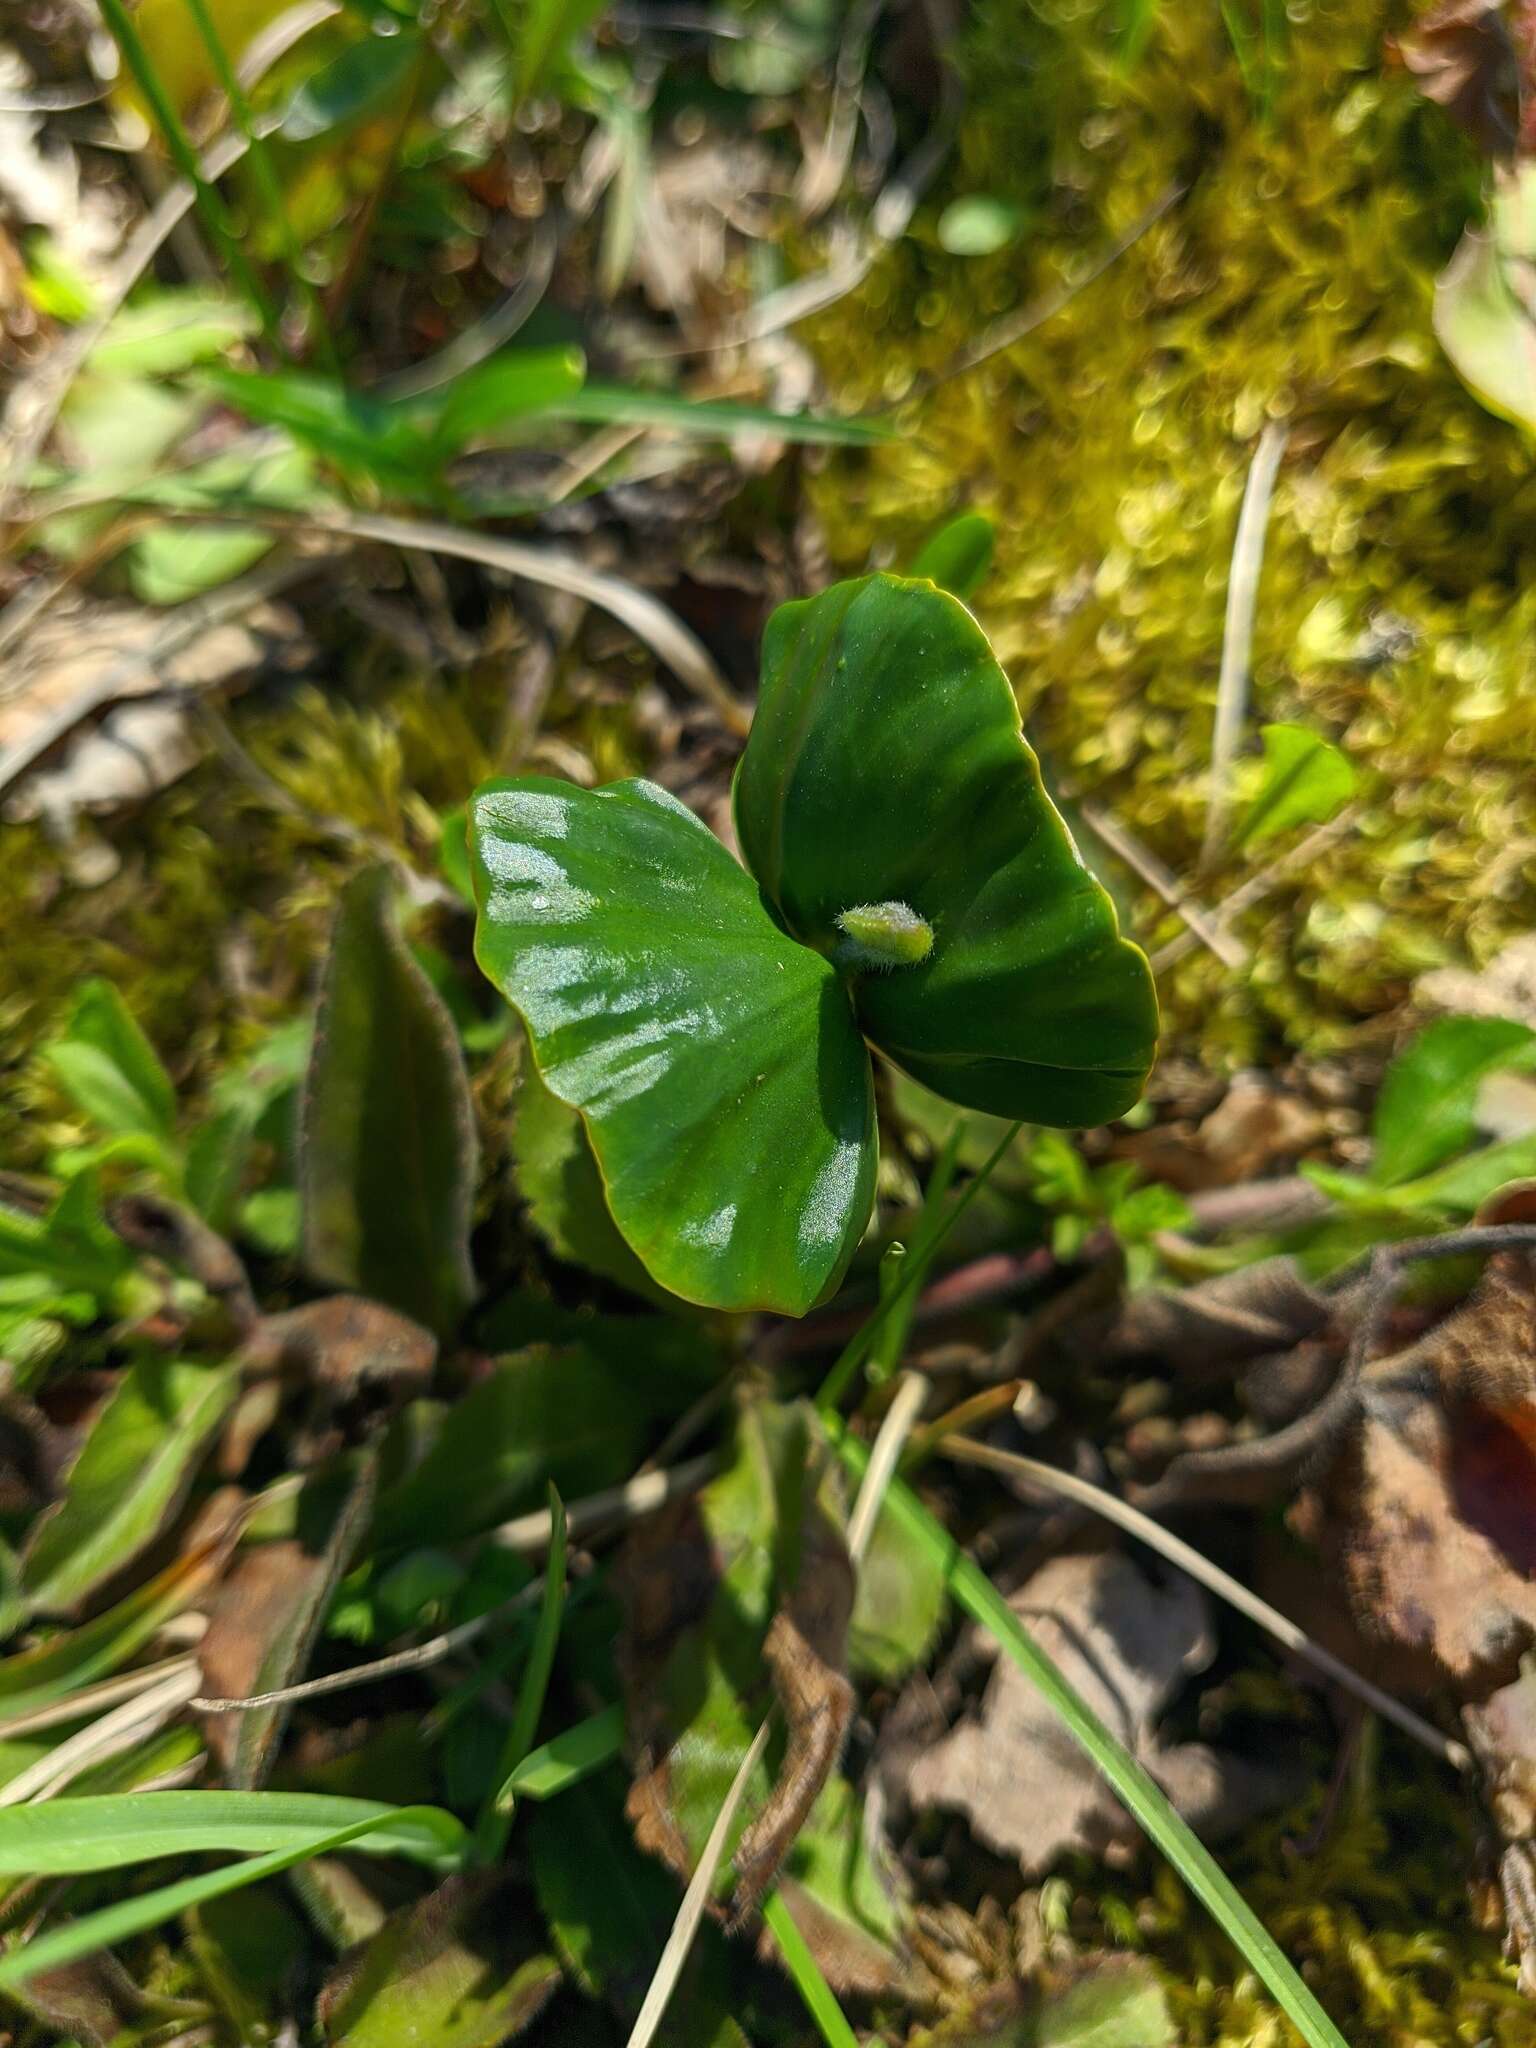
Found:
[806,0,1536,1059]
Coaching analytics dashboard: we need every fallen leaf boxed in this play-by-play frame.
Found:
[617,1397,909,1993]
[1101,1258,1331,1379]
[905,1549,1295,1872]
[1387,0,1519,158]
[1310,1254,1536,1693]
[197,1452,378,1786]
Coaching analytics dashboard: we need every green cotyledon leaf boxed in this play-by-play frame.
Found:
[468,778,876,1316]
[733,573,1158,1126]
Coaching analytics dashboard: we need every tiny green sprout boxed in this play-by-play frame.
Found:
[469,573,1158,1315]
[836,901,934,969]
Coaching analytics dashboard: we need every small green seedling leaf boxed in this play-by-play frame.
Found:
[301,864,478,1338]
[1371,1014,1536,1189]
[470,779,876,1314]
[908,510,996,600]
[470,575,1155,1312]
[432,346,588,451]
[937,194,1024,256]
[21,1354,241,1615]
[43,979,176,1146]
[1233,722,1355,849]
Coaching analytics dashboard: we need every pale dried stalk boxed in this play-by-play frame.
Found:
[1201,420,1289,869]
[195,1456,720,1715]
[625,1383,927,2048]
[939,1435,1472,1774]
[0,1665,205,1805]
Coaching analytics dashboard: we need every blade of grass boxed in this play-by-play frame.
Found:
[96,0,276,338]
[0,1803,464,1992]
[477,1487,568,1860]
[504,1703,625,1801]
[830,1427,1349,2048]
[760,1890,869,2048]
[937,1435,1472,1774]
[178,0,338,366]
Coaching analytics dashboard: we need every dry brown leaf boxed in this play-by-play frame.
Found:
[1386,0,1520,157]
[904,1549,1296,1873]
[1101,1257,1332,1380]
[1309,1256,1536,1694]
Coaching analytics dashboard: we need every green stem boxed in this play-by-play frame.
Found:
[476,1488,568,1861]
[97,0,277,339]
[760,1889,867,2048]
[178,0,340,367]
[816,1120,1021,1414]
[831,1432,1349,2048]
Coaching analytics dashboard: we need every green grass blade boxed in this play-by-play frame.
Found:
[178,0,338,366]
[95,0,276,337]
[817,1121,1022,1412]
[0,1789,467,1875]
[505,1703,625,1799]
[760,1890,865,2048]
[0,1803,464,1992]
[830,1433,1349,2048]
[477,1487,568,1859]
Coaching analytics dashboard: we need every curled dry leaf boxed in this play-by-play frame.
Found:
[616,1398,906,1995]
[1307,1253,1536,1695]
[1100,1257,1332,1379]
[1387,0,1520,158]
[904,1550,1297,1874]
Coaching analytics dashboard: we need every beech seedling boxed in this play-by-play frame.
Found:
[469,572,1157,1314]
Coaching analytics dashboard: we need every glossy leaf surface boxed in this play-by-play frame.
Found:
[469,778,876,1313]
[735,574,1157,1125]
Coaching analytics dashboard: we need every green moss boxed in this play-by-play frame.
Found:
[806,0,1536,1057]
[1061,1716,1522,2047]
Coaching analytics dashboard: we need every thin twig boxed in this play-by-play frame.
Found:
[192,1589,541,1714]
[0,1666,205,1805]
[1076,798,1246,970]
[1150,805,1360,975]
[125,505,751,735]
[847,1373,927,1564]
[1201,419,1288,870]
[625,1721,774,2048]
[490,1452,720,1553]
[195,1456,722,1716]
[939,1435,1473,1774]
